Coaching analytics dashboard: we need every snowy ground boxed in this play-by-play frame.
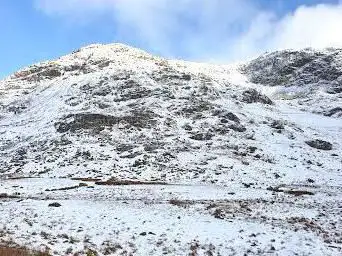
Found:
[0,177,341,255]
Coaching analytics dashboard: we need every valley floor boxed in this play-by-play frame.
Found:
[0,178,341,255]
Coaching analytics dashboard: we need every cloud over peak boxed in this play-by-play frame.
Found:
[34,0,342,62]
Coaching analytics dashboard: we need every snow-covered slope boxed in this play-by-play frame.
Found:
[242,48,342,117]
[0,44,341,255]
[0,44,340,186]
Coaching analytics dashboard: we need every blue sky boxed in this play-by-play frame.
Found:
[1,0,341,78]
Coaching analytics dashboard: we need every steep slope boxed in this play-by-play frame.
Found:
[0,44,341,188]
[0,44,342,255]
[243,48,342,117]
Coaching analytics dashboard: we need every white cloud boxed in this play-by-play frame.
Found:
[230,3,342,61]
[34,0,342,62]
[271,4,342,50]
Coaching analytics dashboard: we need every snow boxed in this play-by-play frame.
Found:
[0,43,341,255]
[1,178,341,255]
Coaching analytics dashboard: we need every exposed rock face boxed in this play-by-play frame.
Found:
[305,139,333,150]
[48,202,62,207]
[55,111,157,133]
[243,49,342,87]
[242,48,342,115]
[0,43,340,187]
[242,89,273,105]
[324,107,342,117]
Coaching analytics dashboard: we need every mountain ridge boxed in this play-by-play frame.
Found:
[0,43,341,185]
[0,43,341,255]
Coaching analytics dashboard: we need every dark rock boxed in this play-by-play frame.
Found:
[242,183,253,188]
[152,68,192,83]
[190,133,213,141]
[324,107,342,117]
[274,173,281,179]
[40,68,62,78]
[181,101,212,116]
[144,142,164,152]
[96,60,111,69]
[213,110,240,123]
[305,139,332,150]
[242,161,249,165]
[242,89,273,105]
[133,159,147,167]
[55,111,158,133]
[213,209,225,219]
[115,88,152,102]
[48,202,61,207]
[229,124,247,132]
[181,74,191,81]
[183,124,193,131]
[116,144,134,152]
[243,49,342,87]
[271,120,285,130]
[326,86,342,94]
[75,150,92,160]
[0,193,9,198]
[64,64,82,72]
[223,112,240,123]
[214,126,230,135]
[248,146,257,153]
[93,87,111,96]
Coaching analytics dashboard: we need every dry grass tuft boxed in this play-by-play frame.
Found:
[95,178,167,186]
[71,177,102,182]
[0,247,50,256]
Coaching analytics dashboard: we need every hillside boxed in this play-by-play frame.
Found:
[0,44,341,255]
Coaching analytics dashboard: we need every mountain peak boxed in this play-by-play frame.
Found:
[67,42,154,61]
[5,43,158,83]
[79,42,138,51]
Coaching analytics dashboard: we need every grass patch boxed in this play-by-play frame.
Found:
[6,177,34,180]
[95,178,167,186]
[45,183,88,191]
[169,199,195,208]
[0,193,20,199]
[71,177,102,182]
[267,186,314,196]
[0,247,49,256]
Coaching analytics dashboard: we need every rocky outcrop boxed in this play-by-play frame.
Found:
[305,139,333,150]
[241,89,273,105]
[55,111,158,133]
[243,48,342,87]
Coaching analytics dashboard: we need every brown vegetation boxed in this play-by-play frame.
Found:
[0,193,20,199]
[45,183,88,192]
[71,177,102,182]
[267,186,314,196]
[0,247,49,256]
[95,178,167,186]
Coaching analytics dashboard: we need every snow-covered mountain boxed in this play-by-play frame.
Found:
[0,44,341,255]
[243,48,342,117]
[0,44,341,185]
